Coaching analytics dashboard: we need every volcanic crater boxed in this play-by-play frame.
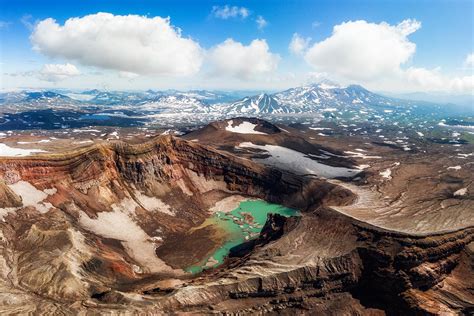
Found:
[0,118,472,315]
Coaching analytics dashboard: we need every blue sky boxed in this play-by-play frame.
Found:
[1,0,473,92]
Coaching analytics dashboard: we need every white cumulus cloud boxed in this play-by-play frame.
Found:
[211,5,250,19]
[289,33,311,55]
[208,39,280,79]
[464,53,474,67]
[304,19,420,81]
[30,13,204,76]
[256,16,268,30]
[38,63,80,82]
[405,67,473,93]
[302,19,472,93]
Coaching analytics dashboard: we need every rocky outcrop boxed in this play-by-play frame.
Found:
[352,225,474,315]
[0,181,22,208]
[159,209,473,315]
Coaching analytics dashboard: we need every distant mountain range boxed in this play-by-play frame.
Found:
[1,82,470,117]
[220,82,403,115]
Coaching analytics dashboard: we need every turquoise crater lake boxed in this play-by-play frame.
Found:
[186,200,299,274]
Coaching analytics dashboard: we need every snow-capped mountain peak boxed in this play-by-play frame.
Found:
[217,81,409,116]
[224,93,291,114]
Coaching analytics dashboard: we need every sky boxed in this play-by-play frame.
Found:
[1,0,473,93]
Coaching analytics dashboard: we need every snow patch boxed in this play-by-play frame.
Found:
[309,127,332,131]
[239,142,361,178]
[379,169,392,180]
[109,131,119,139]
[134,191,174,216]
[66,229,92,282]
[79,198,178,274]
[73,129,101,133]
[18,139,50,144]
[453,188,467,196]
[457,153,473,159]
[225,120,268,135]
[0,143,46,157]
[344,151,382,159]
[1,181,55,216]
